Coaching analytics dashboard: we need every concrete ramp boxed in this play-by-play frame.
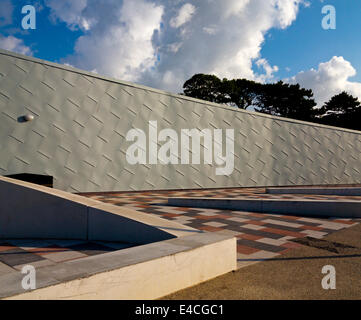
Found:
[0,176,197,243]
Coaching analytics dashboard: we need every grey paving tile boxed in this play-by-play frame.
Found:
[13,259,56,271]
[68,242,116,256]
[237,239,285,253]
[44,251,87,262]
[0,248,45,267]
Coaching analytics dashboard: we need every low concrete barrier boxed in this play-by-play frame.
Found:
[0,176,196,243]
[168,197,361,218]
[266,187,361,196]
[2,233,237,300]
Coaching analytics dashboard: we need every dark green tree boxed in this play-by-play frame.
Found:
[221,78,259,109]
[254,81,318,121]
[183,74,258,109]
[317,92,361,131]
[182,74,225,104]
[320,91,360,115]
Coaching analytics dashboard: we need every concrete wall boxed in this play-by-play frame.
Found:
[1,49,361,192]
[0,176,196,242]
[3,233,237,300]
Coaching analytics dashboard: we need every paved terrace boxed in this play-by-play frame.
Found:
[82,187,361,269]
[1,187,359,277]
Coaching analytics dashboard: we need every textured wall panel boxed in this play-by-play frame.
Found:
[0,49,361,192]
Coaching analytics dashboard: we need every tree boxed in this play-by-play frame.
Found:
[221,78,259,109]
[320,91,360,115]
[254,81,318,121]
[183,74,258,109]
[182,74,225,104]
[318,92,361,131]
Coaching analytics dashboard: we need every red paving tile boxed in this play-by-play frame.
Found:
[278,215,300,221]
[279,248,291,254]
[198,226,223,232]
[249,213,265,218]
[0,245,15,252]
[332,220,355,225]
[244,220,266,226]
[196,215,218,220]
[161,213,181,218]
[261,227,305,238]
[237,234,264,241]
[300,225,324,231]
[214,214,233,219]
[29,246,71,255]
[237,245,260,255]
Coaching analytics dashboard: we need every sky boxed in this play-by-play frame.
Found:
[0,0,361,107]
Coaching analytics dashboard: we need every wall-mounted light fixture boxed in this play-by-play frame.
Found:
[24,114,34,122]
[18,114,35,123]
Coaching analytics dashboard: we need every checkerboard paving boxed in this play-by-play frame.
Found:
[0,240,135,275]
[82,187,361,269]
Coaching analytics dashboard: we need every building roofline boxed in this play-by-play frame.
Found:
[1,48,360,136]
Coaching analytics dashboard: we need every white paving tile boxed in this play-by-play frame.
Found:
[256,238,287,246]
[242,224,264,230]
[215,230,243,237]
[300,230,327,238]
[195,208,222,214]
[231,211,253,216]
[317,222,349,230]
[156,207,184,214]
[228,217,248,223]
[298,217,324,224]
[196,212,220,217]
[248,250,280,260]
[279,236,295,241]
[263,219,302,228]
[203,221,227,228]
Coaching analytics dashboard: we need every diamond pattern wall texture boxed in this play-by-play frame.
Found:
[0,49,360,192]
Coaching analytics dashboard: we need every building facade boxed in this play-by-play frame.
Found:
[0,49,360,192]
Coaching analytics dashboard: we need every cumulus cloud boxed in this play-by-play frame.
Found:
[0,36,32,55]
[145,0,306,91]
[255,58,279,82]
[0,0,13,27]
[288,56,361,107]
[170,3,196,28]
[44,0,308,91]
[65,0,163,82]
[45,0,94,31]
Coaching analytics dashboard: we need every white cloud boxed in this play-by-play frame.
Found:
[288,56,361,107]
[203,26,218,35]
[145,0,306,91]
[63,0,164,82]
[44,0,308,92]
[0,36,32,55]
[255,58,279,82]
[45,0,94,31]
[0,0,13,27]
[170,3,196,28]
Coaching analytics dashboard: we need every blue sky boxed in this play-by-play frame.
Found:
[1,0,361,106]
[261,0,361,82]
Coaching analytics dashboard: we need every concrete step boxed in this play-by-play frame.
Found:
[266,187,361,196]
[168,197,361,218]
